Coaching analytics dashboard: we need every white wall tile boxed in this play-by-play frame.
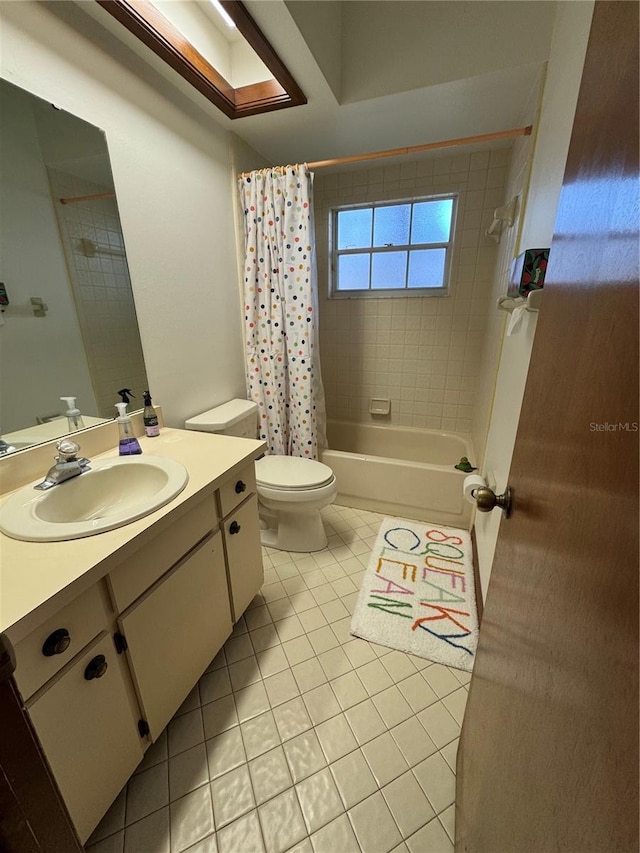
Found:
[315,147,508,437]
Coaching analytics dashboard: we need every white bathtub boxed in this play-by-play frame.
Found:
[321,420,474,527]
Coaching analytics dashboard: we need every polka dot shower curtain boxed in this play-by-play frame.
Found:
[238,164,326,458]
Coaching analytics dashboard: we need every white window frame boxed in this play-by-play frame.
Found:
[329,194,458,299]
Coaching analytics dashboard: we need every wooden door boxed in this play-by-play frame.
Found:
[456,3,639,851]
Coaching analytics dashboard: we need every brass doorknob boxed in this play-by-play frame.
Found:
[474,486,512,518]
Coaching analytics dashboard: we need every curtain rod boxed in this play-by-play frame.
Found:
[238,126,532,177]
[59,192,115,205]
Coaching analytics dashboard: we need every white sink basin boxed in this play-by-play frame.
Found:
[0,456,189,542]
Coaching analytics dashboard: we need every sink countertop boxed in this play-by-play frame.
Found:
[0,428,265,642]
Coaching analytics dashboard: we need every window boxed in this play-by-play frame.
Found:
[330,195,457,297]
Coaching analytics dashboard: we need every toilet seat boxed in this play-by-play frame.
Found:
[256,455,335,492]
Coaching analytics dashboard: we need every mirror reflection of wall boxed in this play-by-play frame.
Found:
[0,78,148,450]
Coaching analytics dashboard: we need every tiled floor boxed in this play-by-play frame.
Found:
[87,504,469,853]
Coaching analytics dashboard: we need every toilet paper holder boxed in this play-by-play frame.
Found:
[473,485,513,518]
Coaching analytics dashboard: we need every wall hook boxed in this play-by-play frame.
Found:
[30,297,48,317]
[486,195,519,243]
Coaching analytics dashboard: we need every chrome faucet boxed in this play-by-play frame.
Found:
[35,440,91,490]
[0,438,17,456]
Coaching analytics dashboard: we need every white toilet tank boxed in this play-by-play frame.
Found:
[185,399,258,438]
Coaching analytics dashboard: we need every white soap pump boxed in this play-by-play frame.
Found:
[115,402,142,455]
[60,396,85,431]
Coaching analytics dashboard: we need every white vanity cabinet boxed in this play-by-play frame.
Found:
[118,531,232,740]
[2,435,265,844]
[26,631,144,842]
[218,464,264,622]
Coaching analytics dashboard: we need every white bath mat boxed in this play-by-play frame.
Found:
[350,517,479,671]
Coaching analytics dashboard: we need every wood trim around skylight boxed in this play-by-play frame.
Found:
[96,0,307,119]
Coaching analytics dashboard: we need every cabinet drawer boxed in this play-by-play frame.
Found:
[27,632,144,843]
[14,584,109,701]
[218,463,257,518]
[222,493,264,621]
[120,530,232,740]
[108,493,218,612]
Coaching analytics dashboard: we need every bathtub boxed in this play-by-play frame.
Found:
[321,420,474,527]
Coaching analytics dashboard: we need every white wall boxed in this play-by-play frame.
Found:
[1,1,246,429]
[0,83,96,434]
[474,0,595,599]
[284,0,343,100]
[340,1,556,103]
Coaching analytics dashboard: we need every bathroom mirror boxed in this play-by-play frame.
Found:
[0,78,149,452]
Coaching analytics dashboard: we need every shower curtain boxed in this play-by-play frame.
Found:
[237,164,326,458]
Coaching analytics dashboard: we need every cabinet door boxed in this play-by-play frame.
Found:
[120,532,232,740]
[27,632,143,843]
[223,494,264,621]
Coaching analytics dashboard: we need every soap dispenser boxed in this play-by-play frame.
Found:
[60,397,85,431]
[143,391,160,437]
[115,402,142,455]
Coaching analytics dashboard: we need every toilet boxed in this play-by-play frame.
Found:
[185,400,337,552]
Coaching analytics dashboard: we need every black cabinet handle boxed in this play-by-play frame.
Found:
[42,628,71,657]
[229,520,241,535]
[235,480,246,494]
[84,655,108,680]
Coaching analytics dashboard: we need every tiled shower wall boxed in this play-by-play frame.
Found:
[314,149,508,439]
[48,169,148,417]
[469,133,534,463]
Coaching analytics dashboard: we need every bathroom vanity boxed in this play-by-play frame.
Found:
[0,426,265,843]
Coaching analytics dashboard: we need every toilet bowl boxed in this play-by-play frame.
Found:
[256,455,337,552]
[184,399,337,553]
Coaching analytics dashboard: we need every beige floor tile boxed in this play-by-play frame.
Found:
[124,808,170,853]
[249,745,293,805]
[348,791,402,853]
[168,744,209,802]
[303,683,341,726]
[440,738,459,773]
[330,749,378,810]
[216,810,264,853]
[292,657,328,693]
[169,786,214,853]
[315,712,359,763]
[417,703,460,749]
[210,765,255,828]
[273,697,313,741]
[382,770,435,837]
[361,732,410,788]
[344,699,387,745]
[439,804,455,844]
[421,664,461,699]
[390,716,438,766]
[283,730,327,783]
[296,768,343,833]
[406,817,454,853]
[442,686,468,725]
[413,752,456,814]
[258,789,307,853]
[310,813,359,853]
[201,695,238,740]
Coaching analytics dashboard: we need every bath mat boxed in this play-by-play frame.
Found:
[350,517,478,671]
